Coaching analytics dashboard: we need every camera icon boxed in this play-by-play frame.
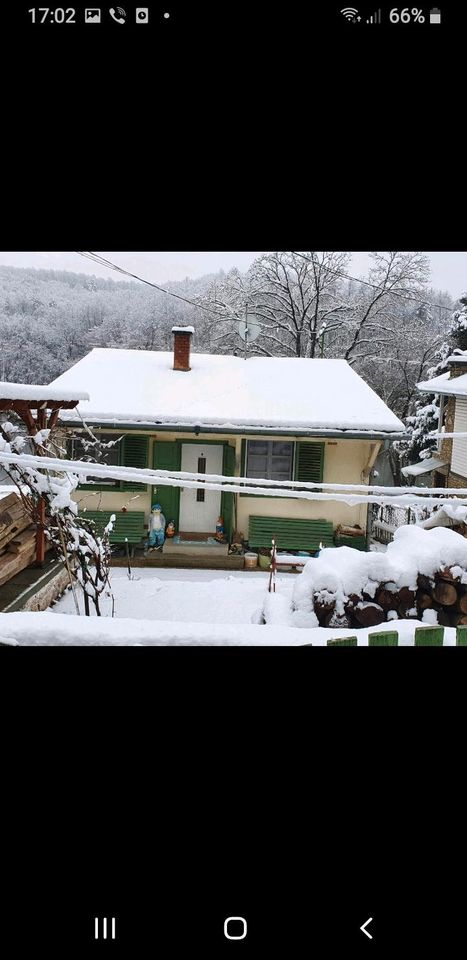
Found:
[135,7,149,22]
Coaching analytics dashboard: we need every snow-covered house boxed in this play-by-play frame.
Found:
[410,351,467,489]
[49,327,405,547]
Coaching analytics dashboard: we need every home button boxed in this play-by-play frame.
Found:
[224,916,247,940]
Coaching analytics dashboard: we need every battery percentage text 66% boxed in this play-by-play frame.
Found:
[390,8,425,21]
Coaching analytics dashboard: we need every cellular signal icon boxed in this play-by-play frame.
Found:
[341,7,359,21]
[366,8,381,22]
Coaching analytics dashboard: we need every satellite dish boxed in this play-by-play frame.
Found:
[238,313,261,343]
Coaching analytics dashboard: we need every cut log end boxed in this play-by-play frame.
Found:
[354,603,385,627]
[433,581,458,607]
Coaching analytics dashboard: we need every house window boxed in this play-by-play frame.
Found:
[69,433,121,487]
[246,440,294,482]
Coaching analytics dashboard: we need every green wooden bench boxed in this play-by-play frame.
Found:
[248,516,334,552]
[78,510,146,551]
[334,534,367,551]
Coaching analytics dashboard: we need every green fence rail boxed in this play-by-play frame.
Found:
[326,626,467,646]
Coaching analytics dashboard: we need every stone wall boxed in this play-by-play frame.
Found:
[21,565,71,612]
[440,396,455,464]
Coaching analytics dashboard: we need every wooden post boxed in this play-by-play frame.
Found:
[35,405,47,566]
[36,497,46,565]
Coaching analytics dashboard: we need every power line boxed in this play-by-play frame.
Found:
[291,251,456,314]
[77,251,457,329]
[76,251,241,322]
[3,448,467,509]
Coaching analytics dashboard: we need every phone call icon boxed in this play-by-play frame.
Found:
[109,6,126,22]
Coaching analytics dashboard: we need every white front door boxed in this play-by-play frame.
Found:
[178,443,223,533]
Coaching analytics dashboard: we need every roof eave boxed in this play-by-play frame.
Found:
[417,383,465,397]
[59,417,407,440]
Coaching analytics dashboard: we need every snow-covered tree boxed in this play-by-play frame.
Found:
[0,417,115,616]
[399,294,467,469]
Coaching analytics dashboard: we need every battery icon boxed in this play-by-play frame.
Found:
[429,7,441,23]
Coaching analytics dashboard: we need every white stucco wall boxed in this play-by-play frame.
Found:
[236,437,377,536]
[70,429,379,536]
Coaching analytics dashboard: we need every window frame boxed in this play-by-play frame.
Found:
[70,432,122,489]
[246,439,296,484]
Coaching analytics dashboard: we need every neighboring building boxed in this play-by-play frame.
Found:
[410,351,467,489]
[49,327,405,544]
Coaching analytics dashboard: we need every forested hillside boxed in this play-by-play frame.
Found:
[0,265,218,384]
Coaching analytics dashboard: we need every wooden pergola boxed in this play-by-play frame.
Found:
[0,384,88,565]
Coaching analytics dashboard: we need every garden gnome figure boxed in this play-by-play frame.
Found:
[148,503,166,550]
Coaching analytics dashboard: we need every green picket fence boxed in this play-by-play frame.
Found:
[326,626,467,647]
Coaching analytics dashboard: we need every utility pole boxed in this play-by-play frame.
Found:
[319,321,327,357]
[244,301,248,361]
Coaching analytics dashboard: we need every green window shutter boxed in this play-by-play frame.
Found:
[220,443,236,541]
[120,434,149,491]
[152,440,181,529]
[294,442,324,484]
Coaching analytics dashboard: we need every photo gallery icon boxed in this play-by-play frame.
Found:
[85,8,101,22]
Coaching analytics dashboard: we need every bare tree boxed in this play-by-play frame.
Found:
[341,252,431,365]
[199,252,353,358]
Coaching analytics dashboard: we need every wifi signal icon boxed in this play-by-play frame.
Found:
[341,7,359,20]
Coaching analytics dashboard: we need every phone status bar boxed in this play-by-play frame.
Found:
[25,7,172,25]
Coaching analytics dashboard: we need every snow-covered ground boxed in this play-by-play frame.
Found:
[0,565,458,646]
[51,567,293,624]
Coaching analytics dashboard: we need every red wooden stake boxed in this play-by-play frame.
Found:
[268,536,277,593]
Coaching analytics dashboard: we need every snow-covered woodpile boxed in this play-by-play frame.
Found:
[287,525,467,631]
[0,490,36,587]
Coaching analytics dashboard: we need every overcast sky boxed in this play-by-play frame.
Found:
[0,251,466,299]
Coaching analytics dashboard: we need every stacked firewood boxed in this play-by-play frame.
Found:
[312,567,467,630]
[0,492,37,587]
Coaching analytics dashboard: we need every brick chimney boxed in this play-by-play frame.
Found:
[172,326,194,372]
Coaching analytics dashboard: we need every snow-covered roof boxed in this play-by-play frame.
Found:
[49,349,405,436]
[0,381,89,402]
[401,456,448,477]
[447,349,467,364]
[417,371,467,397]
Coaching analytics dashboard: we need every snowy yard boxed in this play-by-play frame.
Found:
[52,567,292,625]
[0,561,459,646]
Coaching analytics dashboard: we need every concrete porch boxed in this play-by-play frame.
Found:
[162,536,230,557]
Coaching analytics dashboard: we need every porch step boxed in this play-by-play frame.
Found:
[110,554,244,570]
[163,540,229,557]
